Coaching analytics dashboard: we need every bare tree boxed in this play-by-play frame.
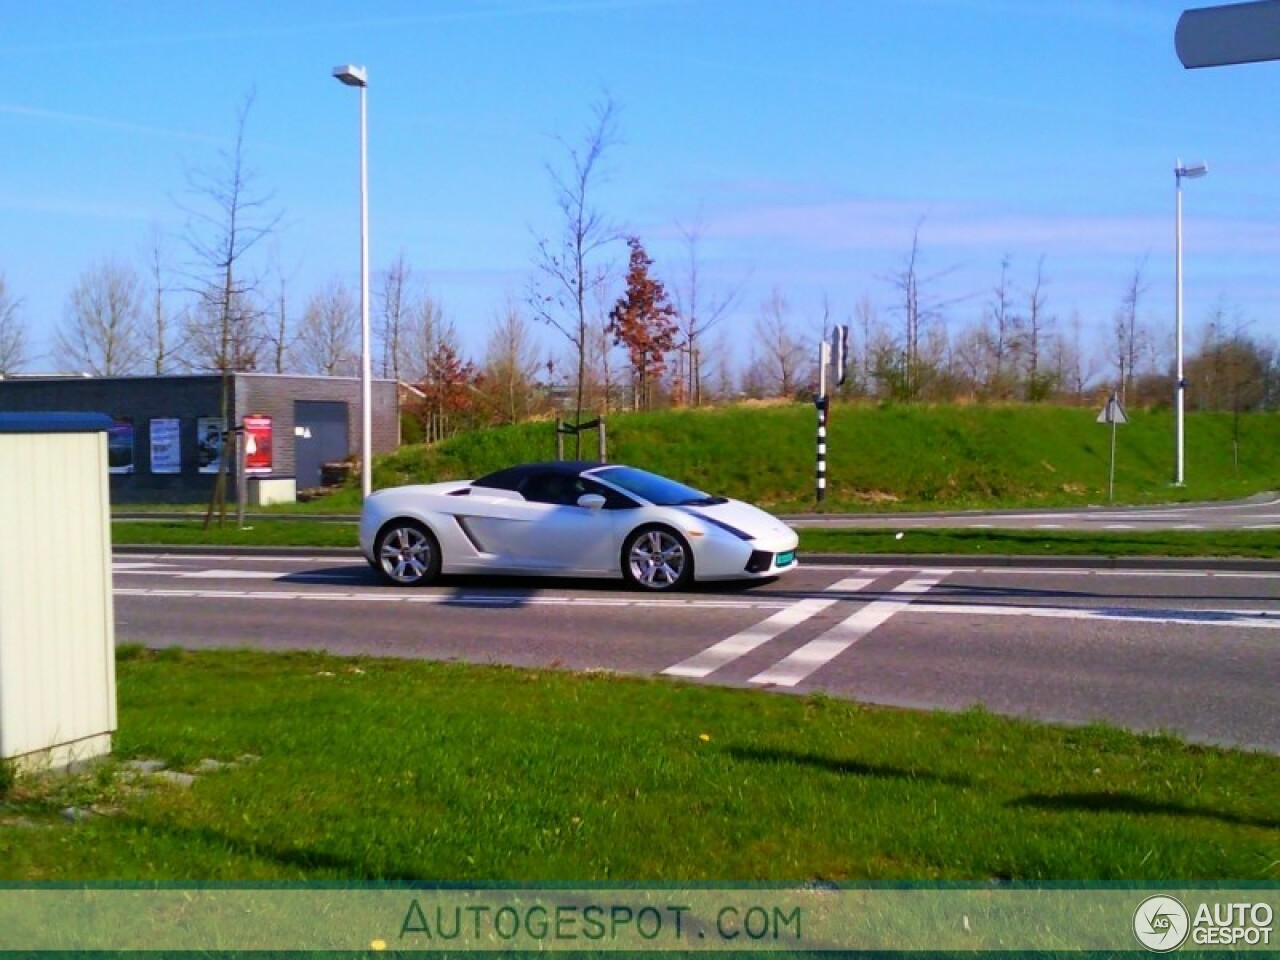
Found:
[1187,303,1271,466]
[529,96,621,450]
[0,272,29,375]
[1114,257,1149,404]
[948,322,986,398]
[377,251,413,381]
[295,278,359,376]
[263,245,298,374]
[144,226,178,374]
[182,291,264,372]
[706,329,737,402]
[1022,255,1056,401]
[57,258,145,375]
[853,292,887,398]
[882,220,958,401]
[980,255,1021,398]
[752,288,807,398]
[480,301,543,424]
[179,90,282,525]
[1050,308,1094,401]
[671,215,742,406]
[399,295,447,384]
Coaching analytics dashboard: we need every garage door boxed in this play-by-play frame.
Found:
[294,401,349,489]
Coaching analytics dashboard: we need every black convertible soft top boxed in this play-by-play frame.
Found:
[472,461,604,492]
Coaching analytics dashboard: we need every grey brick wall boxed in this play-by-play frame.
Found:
[0,374,398,503]
[235,374,398,480]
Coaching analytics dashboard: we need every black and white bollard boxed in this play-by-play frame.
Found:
[815,394,828,504]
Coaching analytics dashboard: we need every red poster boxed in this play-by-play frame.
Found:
[243,415,272,475]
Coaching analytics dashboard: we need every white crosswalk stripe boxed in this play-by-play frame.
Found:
[661,577,874,679]
[749,571,949,687]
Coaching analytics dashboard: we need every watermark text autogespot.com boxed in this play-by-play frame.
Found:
[398,899,804,946]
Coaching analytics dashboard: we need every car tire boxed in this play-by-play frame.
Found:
[374,520,442,587]
[622,525,694,591]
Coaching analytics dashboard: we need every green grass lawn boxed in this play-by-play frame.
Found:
[371,403,1280,512]
[1,648,1275,882]
[112,519,359,549]
[798,527,1280,559]
[110,518,1280,560]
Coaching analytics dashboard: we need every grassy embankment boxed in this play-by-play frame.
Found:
[369,402,1280,512]
[114,403,1280,557]
[0,647,1274,882]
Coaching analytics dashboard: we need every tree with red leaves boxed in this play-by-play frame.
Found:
[416,331,481,444]
[609,237,677,410]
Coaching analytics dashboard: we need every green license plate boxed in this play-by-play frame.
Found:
[775,551,796,567]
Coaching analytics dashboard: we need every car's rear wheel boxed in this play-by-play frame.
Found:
[374,520,441,587]
[622,525,693,591]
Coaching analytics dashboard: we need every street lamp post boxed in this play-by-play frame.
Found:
[333,64,372,499]
[1174,159,1207,487]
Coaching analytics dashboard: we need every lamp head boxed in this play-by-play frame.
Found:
[333,65,368,88]
[1176,161,1208,180]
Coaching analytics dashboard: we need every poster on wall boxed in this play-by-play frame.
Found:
[243,415,272,475]
[108,418,134,474]
[197,417,226,474]
[149,418,181,474]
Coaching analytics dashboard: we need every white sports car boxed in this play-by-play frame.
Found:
[359,461,799,590]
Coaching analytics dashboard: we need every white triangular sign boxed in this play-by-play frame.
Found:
[1096,396,1128,424]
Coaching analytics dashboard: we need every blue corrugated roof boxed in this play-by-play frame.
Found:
[0,412,114,434]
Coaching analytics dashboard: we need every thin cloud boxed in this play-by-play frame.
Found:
[0,190,160,224]
[0,0,689,57]
[704,196,1280,259]
[0,103,223,145]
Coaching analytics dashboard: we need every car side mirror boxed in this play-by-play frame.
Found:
[577,493,606,510]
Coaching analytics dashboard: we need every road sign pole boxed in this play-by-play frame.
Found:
[1109,415,1118,503]
[815,341,830,505]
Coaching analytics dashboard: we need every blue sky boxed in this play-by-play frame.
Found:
[4,0,1280,373]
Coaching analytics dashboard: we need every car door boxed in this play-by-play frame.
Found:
[466,470,617,573]
[517,472,619,573]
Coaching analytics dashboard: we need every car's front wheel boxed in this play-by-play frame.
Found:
[374,520,441,587]
[622,525,693,591]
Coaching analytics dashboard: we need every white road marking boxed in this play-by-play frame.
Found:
[1095,570,1211,578]
[908,602,1280,630]
[111,561,175,571]
[177,569,285,580]
[113,587,792,611]
[804,563,1280,580]
[749,571,950,688]
[111,586,1280,632]
[662,577,875,679]
[116,553,355,565]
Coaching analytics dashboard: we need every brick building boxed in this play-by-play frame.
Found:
[0,373,398,503]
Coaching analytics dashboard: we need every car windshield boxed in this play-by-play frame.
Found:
[592,466,724,506]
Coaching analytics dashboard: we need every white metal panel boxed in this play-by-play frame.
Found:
[0,429,116,766]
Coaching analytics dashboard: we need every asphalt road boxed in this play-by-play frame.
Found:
[112,553,1280,754]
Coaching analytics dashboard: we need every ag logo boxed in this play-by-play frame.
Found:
[1134,895,1190,952]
